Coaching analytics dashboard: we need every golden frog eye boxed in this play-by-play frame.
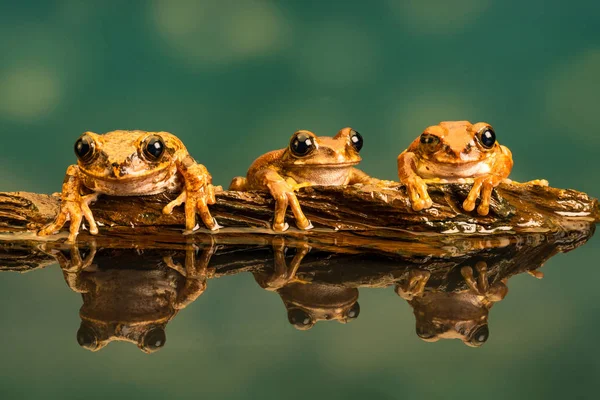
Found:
[143,135,166,161]
[290,132,316,157]
[419,133,440,152]
[477,127,496,149]
[74,134,96,163]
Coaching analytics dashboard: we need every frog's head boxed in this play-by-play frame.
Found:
[281,127,363,168]
[415,121,499,164]
[76,321,167,353]
[73,130,182,180]
[405,291,492,347]
[278,283,360,330]
[414,319,490,347]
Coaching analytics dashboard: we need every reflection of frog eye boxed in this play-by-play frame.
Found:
[477,127,496,149]
[141,327,166,353]
[346,301,361,320]
[77,324,99,351]
[290,132,316,157]
[468,325,489,346]
[287,308,314,330]
[143,135,166,161]
[350,129,363,152]
[416,325,437,340]
[74,134,96,163]
[419,134,440,151]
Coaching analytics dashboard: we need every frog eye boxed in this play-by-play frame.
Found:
[345,302,361,320]
[477,127,496,149]
[350,129,363,152]
[141,327,166,353]
[468,325,489,346]
[74,134,96,163]
[143,135,166,161]
[287,308,314,330]
[76,324,99,351]
[416,324,437,340]
[290,132,316,157]
[419,133,440,152]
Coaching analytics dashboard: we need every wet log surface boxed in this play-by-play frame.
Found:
[0,182,597,273]
[0,183,598,250]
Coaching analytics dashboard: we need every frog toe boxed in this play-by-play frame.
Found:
[273,222,290,232]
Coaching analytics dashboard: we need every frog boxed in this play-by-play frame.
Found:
[49,241,215,353]
[229,127,379,231]
[38,130,221,242]
[252,238,360,330]
[395,262,508,347]
[397,121,514,216]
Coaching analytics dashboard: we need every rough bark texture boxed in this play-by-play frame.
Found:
[0,182,597,273]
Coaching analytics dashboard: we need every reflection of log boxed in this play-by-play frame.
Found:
[0,183,598,248]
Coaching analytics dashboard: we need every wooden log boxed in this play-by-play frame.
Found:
[0,183,597,251]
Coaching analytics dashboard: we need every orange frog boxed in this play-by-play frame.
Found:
[39,131,220,242]
[230,127,379,231]
[397,121,515,216]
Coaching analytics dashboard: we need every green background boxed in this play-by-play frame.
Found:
[1,1,599,399]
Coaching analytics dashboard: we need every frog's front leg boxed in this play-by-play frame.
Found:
[397,152,433,211]
[163,155,221,231]
[395,270,431,300]
[461,261,508,302]
[164,241,215,309]
[260,237,311,290]
[463,147,513,216]
[259,169,313,232]
[38,165,99,243]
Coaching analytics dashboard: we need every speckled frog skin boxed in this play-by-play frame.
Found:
[38,130,220,242]
[397,121,513,216]
[230,127,379,231]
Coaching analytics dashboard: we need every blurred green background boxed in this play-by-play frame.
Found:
[1,0,599,399]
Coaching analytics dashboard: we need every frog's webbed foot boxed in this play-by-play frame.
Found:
[395,270,431,300]
[267,179,313,232]
[165,158,221,231]
[263,238,311,290]
[38,166,99,243]
[404,176,433,212]
[463,175,503,216]
[461,261,508,302]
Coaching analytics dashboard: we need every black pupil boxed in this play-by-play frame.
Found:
[77,326,97,348]
[350,130,363,152]
[347,302,360,319]
[288,309,311,326]
[480,129,496,148]
[472,325,489,343]
[145,136,165,160]
[145,328,166,350]
[74,136,93,161]
[291,133,314,156]
[420,134,438,145]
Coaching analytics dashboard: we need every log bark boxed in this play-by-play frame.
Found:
[0,183,598,251]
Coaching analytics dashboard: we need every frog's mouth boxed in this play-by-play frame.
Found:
[287,161,360,168]
[80,163,172,181]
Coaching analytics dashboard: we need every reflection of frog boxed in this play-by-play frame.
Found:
[50,242,214,353]
[230,128,379,231]
[395,262,508,347]
[397,121,514,215]
[39,131,221,242]
[253,238,360,329]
